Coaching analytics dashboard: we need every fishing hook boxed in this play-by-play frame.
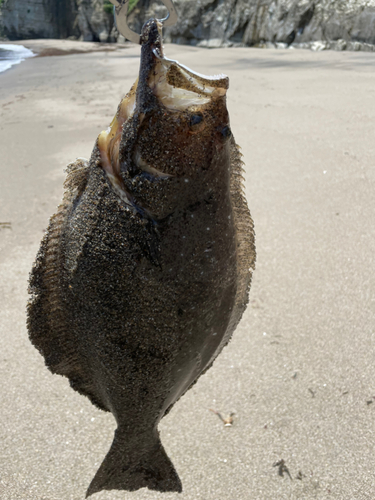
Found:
[109,0,178,45]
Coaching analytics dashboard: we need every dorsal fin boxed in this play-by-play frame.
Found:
[205,139,256,360]
[64,157,90,192]
[27,158,109,412]
[229,140,256,313]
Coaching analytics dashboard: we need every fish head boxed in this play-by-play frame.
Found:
[98,19,232,219]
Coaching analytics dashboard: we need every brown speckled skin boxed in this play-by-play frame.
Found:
[27,19,255,498]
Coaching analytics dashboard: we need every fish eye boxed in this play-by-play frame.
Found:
[189,113,204,130]
[220,125,232,139]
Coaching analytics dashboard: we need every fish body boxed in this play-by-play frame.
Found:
[27,20,255,497]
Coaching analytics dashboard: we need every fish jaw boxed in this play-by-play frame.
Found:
[98,18,233,219]
[135,19,229,113]
[97,80,138,208]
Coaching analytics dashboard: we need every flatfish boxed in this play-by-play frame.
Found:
[27,19,255,497]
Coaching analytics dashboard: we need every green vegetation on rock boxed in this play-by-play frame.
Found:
[128,0,139,12]
[103,0,139,15]
[103,1,113,15]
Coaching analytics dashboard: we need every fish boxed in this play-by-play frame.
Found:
[27,18,256,498]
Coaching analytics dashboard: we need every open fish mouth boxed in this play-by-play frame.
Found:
[149,46,228,110]
[98,20,229,211]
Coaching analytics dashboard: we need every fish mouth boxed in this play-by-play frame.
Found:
[138,19,229,111]
[98,19,229,211]
[98,81,137,207]
[149,47,228,110]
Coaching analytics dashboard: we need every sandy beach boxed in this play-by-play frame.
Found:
[0,41,374,500]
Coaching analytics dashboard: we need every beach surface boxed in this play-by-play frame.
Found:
[0,41,374,500]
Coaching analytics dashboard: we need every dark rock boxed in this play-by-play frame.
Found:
[1,0,375,51]
[161,0,375,50]
[2,0,79,40]
[76,0,115,42]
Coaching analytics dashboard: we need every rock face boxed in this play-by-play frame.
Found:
[2,0,375,47]
[2,0,78,39]
[1,0,113,41]
[160,0,375,48]
[75,0,115,41]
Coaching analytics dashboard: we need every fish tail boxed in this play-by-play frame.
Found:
[86,427,182,497]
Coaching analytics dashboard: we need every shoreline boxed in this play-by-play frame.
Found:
[0,38,135,58]
[0,43,34,73]
[1,37,374,59]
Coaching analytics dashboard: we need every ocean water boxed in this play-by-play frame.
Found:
[0,44,35,73]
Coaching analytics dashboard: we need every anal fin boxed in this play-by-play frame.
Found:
[27,158,109,412]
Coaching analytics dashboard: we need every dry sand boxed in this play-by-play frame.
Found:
[0,41,374,500]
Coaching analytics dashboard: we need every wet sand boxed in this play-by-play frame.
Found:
[0,42,374,499]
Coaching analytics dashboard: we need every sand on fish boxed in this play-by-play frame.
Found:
[0,41,374,500]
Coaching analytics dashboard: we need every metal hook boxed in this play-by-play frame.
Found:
[109,0,178,45]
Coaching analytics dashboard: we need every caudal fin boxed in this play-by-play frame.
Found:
[86,428,182,497]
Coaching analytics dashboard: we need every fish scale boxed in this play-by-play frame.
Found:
[27,18,255,497]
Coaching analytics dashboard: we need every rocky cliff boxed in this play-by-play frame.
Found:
[2,0,78,39]
[141,0,375,49]
[1,0,114,41]
[2,0,375,50]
